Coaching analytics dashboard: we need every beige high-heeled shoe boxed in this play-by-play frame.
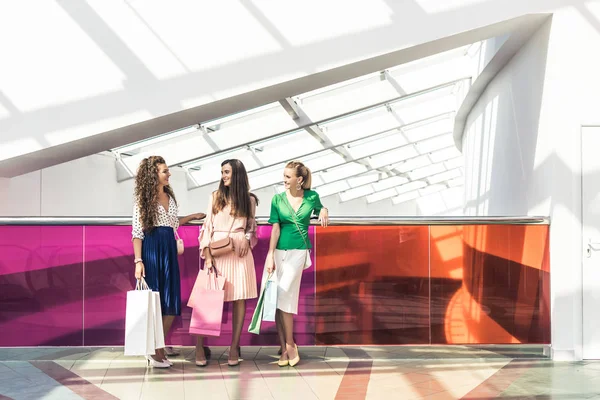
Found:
[288,344,300,367]
[195,359,208,367]
[277,351,289,367]
[195,347,208,367]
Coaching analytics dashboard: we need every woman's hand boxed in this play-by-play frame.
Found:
[135,262,145,279]
[265,253,275,274]
[318,208,329,227]
[179,213,207,226]
[204,255,214,271]
[238,237,250,257]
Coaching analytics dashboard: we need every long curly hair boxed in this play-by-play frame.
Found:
[134,156,177,233]
[213,159,258,218]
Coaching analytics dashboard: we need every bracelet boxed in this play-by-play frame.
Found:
[134,258,143,264]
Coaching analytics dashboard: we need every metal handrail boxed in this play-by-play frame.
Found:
[0,216,550,226]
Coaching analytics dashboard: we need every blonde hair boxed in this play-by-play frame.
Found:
[285,160,312,189]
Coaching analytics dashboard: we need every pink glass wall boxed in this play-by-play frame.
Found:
[0,225,314,347]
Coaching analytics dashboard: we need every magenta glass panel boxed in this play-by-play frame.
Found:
[82,225,315,347]
[0,226,84,346]
[83,225,144,346]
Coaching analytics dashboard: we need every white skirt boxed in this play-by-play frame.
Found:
[261,249,311,315]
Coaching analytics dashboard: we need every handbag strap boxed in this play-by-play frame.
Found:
[281,193,310,250]
[209,201,237,242]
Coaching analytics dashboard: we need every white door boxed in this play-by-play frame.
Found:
[582,126,600,359]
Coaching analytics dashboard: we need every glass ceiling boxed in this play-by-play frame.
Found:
[111,44,481,206]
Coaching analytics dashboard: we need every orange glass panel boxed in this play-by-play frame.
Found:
[314,226,430,345]
[431,225,550,344]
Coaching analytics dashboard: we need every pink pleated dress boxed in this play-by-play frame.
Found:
[198,194,258,302]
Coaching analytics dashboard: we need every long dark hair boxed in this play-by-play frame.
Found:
[134,156,177,233]
[213,159,258,218]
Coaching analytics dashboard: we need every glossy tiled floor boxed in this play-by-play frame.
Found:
[0,346,599,399]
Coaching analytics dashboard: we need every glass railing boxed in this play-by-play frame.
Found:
[0,216,550,347]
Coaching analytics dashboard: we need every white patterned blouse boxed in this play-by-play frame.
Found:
[131,196,179,240]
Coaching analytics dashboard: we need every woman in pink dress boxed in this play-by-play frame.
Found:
[195,159,259,366]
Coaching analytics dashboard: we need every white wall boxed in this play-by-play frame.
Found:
[0,154,418,217]
[0,0,584,166]
[462,4,600,360]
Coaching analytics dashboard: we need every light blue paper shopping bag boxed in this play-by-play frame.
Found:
[262,276,277,322]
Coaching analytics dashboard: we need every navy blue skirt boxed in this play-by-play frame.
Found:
[142,226,181,316]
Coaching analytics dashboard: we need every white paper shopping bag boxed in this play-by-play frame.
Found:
[124,279,155,356]
[262,275,277,322]
[152,292,165,349]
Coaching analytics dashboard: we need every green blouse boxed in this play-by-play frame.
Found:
[268,190,323,250]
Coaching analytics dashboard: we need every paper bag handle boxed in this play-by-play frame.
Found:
[135,277,150,291]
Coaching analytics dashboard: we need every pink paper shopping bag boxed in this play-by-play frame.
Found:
[188,267,225,337]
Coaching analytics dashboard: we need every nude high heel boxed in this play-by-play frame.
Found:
[195,347,208,367]
[288,344,300,367]
[277,351,289,367]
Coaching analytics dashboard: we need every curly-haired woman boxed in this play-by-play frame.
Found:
[131,155,205,368]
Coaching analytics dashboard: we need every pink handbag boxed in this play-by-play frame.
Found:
[188,267,225,337]
[175,230,184,255]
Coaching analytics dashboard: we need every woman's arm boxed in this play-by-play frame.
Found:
[179,213,206,225]
[312,191,329,227]
[239,196,258,257]
[199,194,215,268]
[265,223,281,274]
[133,238,144,279]
[131,202,145,279]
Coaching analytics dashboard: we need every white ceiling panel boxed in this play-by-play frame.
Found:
[367,188,398,203]
[340,185,374,202]
[348,173,380,188]
[429,146,462,163]
[427,168,462,184]
[321,107,398,145]
[419,184,448,196]
[415,133,455,153]
[408,163,447,181]
[345,130,409,159]
[251,130,324,166]
[372,176,410,192]
[368,146,420,169]
[317,162,369,184]
[392,190,421,205]
[392,155,432,174]
[316,180,351,198]
[396,180,428,195]
[299,78,399,121]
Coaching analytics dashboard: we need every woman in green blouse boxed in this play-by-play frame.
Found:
[265,160,329,367]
